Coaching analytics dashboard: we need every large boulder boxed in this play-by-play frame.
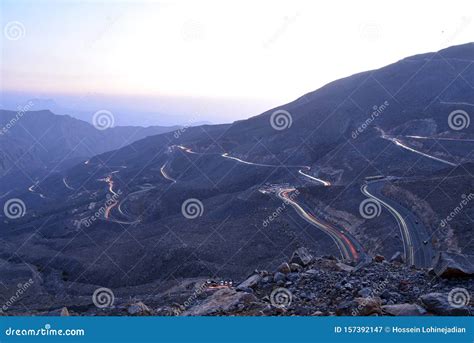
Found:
[382,303,426,316]
[183,289,257,316]
[432,252,474,278]
[290,247,313,266]
[236,274,261,291]
[419,293,470,316]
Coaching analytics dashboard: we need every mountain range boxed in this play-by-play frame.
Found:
[0,43,472,315]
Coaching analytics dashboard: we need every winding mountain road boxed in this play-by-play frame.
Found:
[298,168,331,186]
[173,144,331,187]
[62,177,75,190]
[103,175,119,219]
[93,143,437,268]
[406,135,474,142]
[378,129,458,167]
[160,161,177,183]
[116,185,155,224]
[277,187,366,263]
[98,143,433,267]
[362,180,434,268]
[28,181,46,199]
[221,153,331,186]
[175,144,365,261]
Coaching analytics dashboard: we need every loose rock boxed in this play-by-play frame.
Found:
[290,247,313,266]
[374,255,385,263]
[352,297,382,316]
[419,293,470,316]
[382,303,426,316]
[128,302,152,316]
[277,262,291,274]
[432,252,474,278]
[290,263,303,273]
[183,289,257,316]
[273,272,286,282]
[335,262,355,273]
[237,274,261,290]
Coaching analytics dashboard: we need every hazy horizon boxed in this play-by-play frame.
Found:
[1,0,473,126]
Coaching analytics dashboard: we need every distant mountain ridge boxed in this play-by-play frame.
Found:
[0,109,180,186]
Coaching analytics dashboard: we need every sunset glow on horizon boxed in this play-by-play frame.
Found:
[1,0,473,123]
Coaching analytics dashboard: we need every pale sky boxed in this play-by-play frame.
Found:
[1,0,473,124]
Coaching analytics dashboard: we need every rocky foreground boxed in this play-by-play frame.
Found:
[164,248,473,317]
[95,249,474,316]
[6,248,472,317]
